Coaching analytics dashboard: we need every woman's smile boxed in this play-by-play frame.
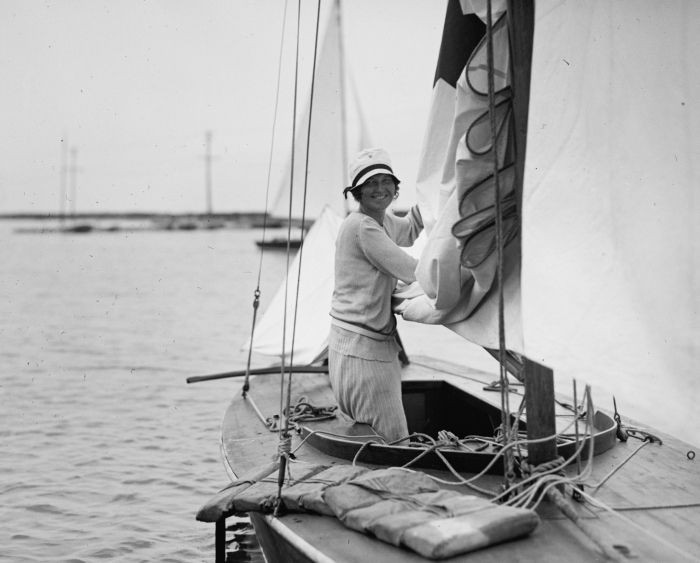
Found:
[358,173,397,221]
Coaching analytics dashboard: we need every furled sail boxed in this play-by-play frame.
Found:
[396,0,522,351]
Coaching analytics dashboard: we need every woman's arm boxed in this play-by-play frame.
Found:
[386,205,423,246]
[359,217,418,283]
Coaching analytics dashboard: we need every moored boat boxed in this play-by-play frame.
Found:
[191,0,700,561]
[255,237,303,250]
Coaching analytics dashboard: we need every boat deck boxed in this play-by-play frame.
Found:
[220,356,700,561]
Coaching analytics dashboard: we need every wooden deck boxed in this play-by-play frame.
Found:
[219,356,700,562]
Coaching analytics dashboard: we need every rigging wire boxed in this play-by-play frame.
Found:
[242,0,290,397]
[485,0,515,489]
[277,0,304,430]
[273,0,305,514]
[272,0,323,514]
[283,0,323,436]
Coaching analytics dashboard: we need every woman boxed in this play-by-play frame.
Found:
[329,148,423,442]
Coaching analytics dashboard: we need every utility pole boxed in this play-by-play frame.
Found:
[69,147,78,215]
[59,136,69,222]
[204,130,213,215]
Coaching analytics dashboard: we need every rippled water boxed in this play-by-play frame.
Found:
[0,221,289,562]
[1,218,697,563]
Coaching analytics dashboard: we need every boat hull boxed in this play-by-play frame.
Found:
[216,356,700,562]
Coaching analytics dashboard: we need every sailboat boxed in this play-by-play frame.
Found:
[192,1,700,561]
[255,0,369,250]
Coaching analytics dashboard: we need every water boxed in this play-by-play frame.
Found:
[1,219,696,562]
[0,221,289,563]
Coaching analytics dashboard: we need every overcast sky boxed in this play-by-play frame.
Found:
[0,0,445,214]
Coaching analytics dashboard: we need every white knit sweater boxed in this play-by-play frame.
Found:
[330,206,423,335]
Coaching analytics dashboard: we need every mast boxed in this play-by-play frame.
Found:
[335,0,350,215]
[506,0,557,465]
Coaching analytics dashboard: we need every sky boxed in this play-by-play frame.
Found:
[0,0,446,214]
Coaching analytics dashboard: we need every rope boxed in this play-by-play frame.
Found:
[272,1,323,519]
[242,0,290,397]
[286,396,337,425]
[265,396,336,432]
[277,432,293,459]
[485,0,515,491]
[276,0,304,441]
[590,439,651,493]
[291,428,381,456]
[575,487,699,562]
[283,0,322,437]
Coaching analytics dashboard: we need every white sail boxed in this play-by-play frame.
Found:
[250,206,343,365]
[270,0,365,220]
[519,0,700,440]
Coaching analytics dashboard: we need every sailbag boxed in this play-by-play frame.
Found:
[400,0,699,444]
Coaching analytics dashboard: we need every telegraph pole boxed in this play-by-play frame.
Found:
[59,136,69,222]
[69,147,78,215]
[204,130,213,215]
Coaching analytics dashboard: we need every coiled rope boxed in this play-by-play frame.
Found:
[265,396,337,432]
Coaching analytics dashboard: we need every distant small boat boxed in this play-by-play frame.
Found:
[61,223,93,233]
[255,238,302,250]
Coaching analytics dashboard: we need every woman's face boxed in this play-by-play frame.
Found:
[357,173,396,216]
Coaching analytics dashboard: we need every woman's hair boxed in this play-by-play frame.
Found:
[350,180,400,202]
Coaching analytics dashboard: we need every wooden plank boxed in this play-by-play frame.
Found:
[523,358,557,465]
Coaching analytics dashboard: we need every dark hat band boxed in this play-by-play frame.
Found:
[343,163,397,198]
[351,163,394,189]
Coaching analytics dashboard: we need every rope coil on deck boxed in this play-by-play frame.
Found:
[265,396,337,432]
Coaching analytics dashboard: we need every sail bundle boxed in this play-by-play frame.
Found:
[395,0,523,351]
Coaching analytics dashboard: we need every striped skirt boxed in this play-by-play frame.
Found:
[328,325,409,443]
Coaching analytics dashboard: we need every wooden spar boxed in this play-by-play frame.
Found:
[214,519,225,563]
[335,0,350,217]
[507,0,534,212]
[505,0,558,467]
[523,358,557,465]
[186,364,328,384]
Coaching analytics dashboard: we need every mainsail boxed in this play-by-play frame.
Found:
[520,0,699,441]
[401,0,699,444]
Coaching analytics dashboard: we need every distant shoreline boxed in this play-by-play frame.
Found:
[2,212,310,233]
[0,211,269,221]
